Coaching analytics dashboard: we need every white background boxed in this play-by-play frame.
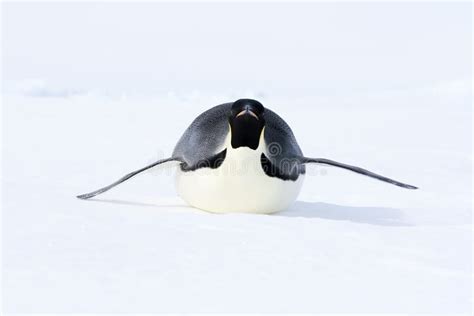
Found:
[2,2,472,313]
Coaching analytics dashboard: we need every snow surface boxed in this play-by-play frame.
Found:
[3,88,472,313]
[2,2,472,314]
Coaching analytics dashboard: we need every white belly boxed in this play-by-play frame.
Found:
[175,145,304,214]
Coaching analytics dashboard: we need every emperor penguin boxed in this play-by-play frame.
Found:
[77,99,417,213]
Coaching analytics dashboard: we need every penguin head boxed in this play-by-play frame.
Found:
[229,99,266,150]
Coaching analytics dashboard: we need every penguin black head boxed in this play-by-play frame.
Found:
[229,99,266,150]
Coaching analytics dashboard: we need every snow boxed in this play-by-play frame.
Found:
[2,2,472,314]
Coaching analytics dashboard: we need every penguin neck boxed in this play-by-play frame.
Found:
[229,119,265,150]
[224,127,266,161]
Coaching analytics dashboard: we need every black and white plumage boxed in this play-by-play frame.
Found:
[78,99,417,213]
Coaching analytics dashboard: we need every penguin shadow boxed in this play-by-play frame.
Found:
[279,201,412,226]
[83,198,187,209]
[83,198,410,226]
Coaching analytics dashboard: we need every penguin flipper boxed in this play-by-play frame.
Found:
[300,157,418,189]
[77,157,183,200]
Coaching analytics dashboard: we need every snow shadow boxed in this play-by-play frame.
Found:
[279,201,411,226]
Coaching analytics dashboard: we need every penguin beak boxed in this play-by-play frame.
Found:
[236,109,259,120]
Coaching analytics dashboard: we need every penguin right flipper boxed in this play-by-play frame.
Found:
[77,157,183,200]
[78,103,234,200]
[300,157,418,189]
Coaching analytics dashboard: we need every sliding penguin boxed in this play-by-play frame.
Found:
[77,99,417,213]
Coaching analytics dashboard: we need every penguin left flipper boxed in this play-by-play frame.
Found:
[76,157,183,200]
[299,157,418,189]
